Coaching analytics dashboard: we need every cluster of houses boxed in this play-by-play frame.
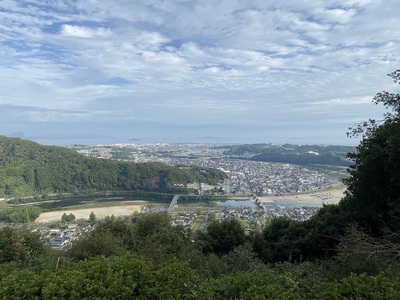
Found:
[266,206,320,220]
[38,199,320,251]
[40,224,95,250]
[170,199,320,233]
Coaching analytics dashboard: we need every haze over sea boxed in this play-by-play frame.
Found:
[30,135,357,147]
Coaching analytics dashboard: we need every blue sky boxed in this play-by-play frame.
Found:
[0,0,399,146]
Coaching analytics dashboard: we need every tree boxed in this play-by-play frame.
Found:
[0,206,42,223]
[342,70,400,235]
[89,211,97,224]
[61,213,67,223]
[134,226,188,265]
[222,244,265,274]
[135,212,172,238]
[66,213,76,222]
[325,226,400,278]
[131,212,189,264]
[320,273,400,299]
[93,216,136,249]
[197,219,246,256]
[61,213,76,223]
[0,227,48,264]
[67,230,126,261]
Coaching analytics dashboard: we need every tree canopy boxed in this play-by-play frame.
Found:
[0,227,48,264]
[196,219,247,256]
[341,70,400,235]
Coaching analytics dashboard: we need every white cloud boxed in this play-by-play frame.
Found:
[308,96,372,106]
[0,0,399,144]
[60,24,111,38]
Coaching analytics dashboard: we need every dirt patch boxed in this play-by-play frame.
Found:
[35,204,144,223]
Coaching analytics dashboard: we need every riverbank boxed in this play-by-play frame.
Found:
[258,184,346,206]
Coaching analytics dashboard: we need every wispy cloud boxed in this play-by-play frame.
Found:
[0,0,398,145]
[60,25,112,38]
[308,96,372,106]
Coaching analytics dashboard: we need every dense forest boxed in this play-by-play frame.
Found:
[0,136,226,197]
[222,143,353,167]
[1,212,400,299]
[1,70,400,298]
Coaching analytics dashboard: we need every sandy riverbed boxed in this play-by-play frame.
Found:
[258,185,347,206]
[35,186,348,223]
[35,202,145,223]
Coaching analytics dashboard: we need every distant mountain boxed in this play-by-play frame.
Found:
[223,143,354,167]
[200,136,220,140]
[0,136,226,197]
[8,132,31,139]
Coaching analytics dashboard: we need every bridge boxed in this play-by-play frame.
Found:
[167,194,180,214]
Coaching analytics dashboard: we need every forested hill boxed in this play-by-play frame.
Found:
[222,144,354,167]
[0,136,226,197]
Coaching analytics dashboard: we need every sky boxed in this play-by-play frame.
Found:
[0,0,399,146]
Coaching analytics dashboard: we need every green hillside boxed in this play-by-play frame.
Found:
[0,136,226,197]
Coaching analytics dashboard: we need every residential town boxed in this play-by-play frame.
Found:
[72,143,341,196]
[37,143,344,250]
[42,201,321,250]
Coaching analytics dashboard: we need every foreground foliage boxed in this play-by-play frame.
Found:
[1,218,400,299]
